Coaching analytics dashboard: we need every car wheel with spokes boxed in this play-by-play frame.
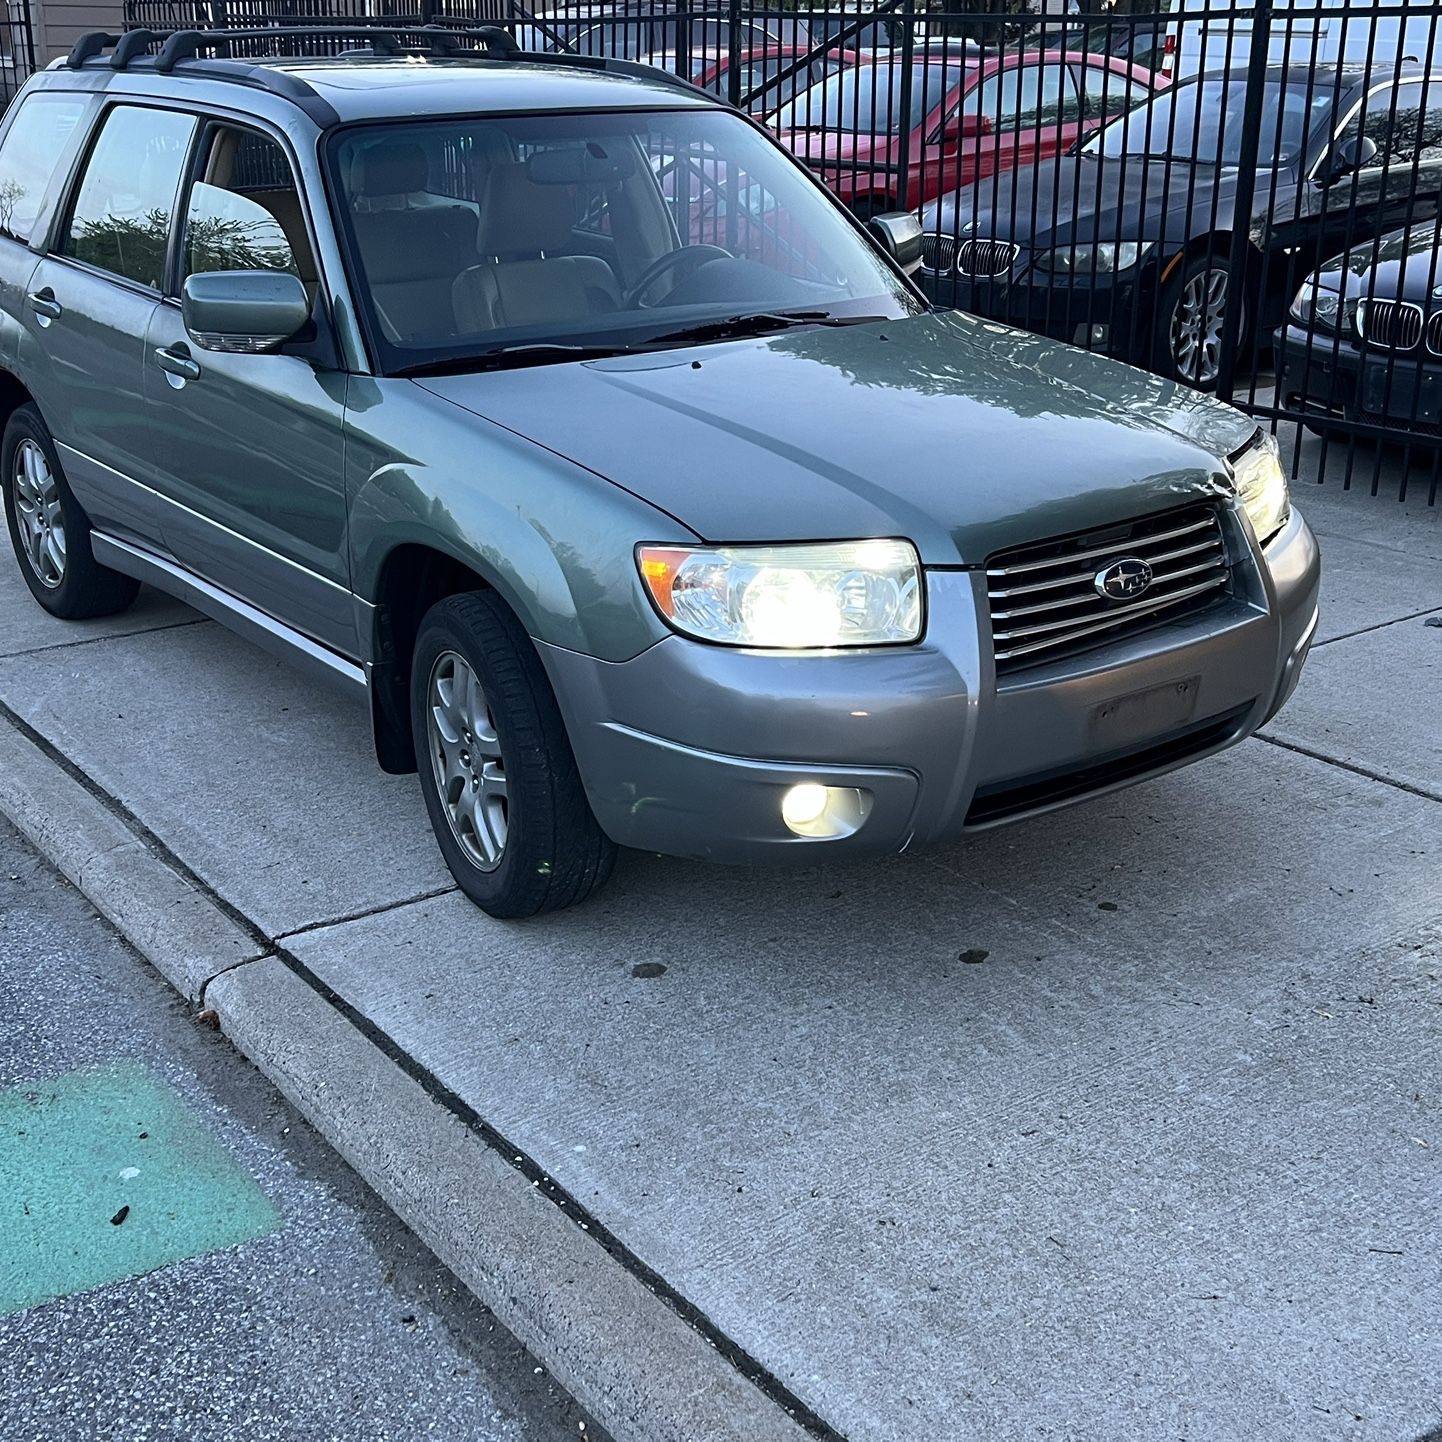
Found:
[409,591,617,919]
[1,403,140,619]
[1158,253,1247,392]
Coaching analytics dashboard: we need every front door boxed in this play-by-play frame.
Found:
[142,120,355,656]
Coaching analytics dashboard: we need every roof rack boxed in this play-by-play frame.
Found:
[63,24,713,117]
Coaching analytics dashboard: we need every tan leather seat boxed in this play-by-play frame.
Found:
[349,142,480,342]
[453,164,620,333]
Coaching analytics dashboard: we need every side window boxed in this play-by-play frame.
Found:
[1079,66,1143,122]
[1355,83,1442,169]
[0,94,87,245]
[970,64,1079,131]
[63,105,196,289]
[181,127,316,289]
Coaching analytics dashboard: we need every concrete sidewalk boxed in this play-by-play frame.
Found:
[1,433,1439,1442]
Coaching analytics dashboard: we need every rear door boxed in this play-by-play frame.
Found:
[20,102,197,544]
[142,118,354,654]
[966,60,1083,184]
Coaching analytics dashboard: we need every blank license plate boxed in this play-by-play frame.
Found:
[1091,676,1200,749]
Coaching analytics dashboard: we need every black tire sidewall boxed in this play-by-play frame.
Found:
[1,403,136,618]
[409,592,611,919]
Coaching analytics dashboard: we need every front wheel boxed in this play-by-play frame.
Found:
[410,591,616,919]
[1156,253,1248,392]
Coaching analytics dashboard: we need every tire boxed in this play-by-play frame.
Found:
[1155,252,1248,392]
[409,591,617,919]
[1,403,139,619]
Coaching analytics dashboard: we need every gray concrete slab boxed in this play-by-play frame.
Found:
[0,556,200,658]
[285,742,1442,1442]
[1305,531,1442,644]
[0,621,451,939]
[1265,612,1442,801]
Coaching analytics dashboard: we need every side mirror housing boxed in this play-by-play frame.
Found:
[943,110,995,144]
[867,211,925,275]
[181,270,311,354]
[1325,133,1380,183]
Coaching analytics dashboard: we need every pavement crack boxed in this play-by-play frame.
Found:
[198,949,280,1009]
[1255,733,1442,805]
[5,617,212,660]
[272,886,461,943]
[1313,606,1442,650]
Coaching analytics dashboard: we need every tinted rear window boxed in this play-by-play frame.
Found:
[0,93,88,245]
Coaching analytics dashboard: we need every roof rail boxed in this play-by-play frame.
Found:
[63,24,714,111]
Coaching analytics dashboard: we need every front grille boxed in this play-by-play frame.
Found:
[921,234,957,274]
[956,238,1019,277]
[1427,311,1442,356]
[986,503,1231,672]
[1360,298,1425,351]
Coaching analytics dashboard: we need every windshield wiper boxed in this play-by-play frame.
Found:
[644,311,890,347]
[393,342,641,377]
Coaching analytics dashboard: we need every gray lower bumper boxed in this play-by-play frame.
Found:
[539,505,1320,864]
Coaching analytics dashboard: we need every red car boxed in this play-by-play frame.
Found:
[694,45,859,118]
[772,49,1166,217]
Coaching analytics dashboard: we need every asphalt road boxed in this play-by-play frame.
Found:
[0,817,604,1442]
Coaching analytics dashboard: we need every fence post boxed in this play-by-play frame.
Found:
[726,0,741,108]
[1216,0,1273,402]
[894,0,916,212]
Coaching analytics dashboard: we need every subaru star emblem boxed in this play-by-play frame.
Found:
[1094,557,1154,601]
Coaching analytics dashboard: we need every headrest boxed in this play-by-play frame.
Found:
[477,163,576,256]
[354,142,430,199]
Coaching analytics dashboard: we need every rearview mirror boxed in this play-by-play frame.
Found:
[1325,133,1380,182]
[181,270,310,354]
[867,211,925,275]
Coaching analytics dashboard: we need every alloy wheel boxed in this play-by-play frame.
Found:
[1170,266,1230,387]
[12,438,65,589]
[425,649,509,872]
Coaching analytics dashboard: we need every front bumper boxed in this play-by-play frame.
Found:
[919,255,1151,360]
[1277,323,1442,438]
[539,503,1320,864]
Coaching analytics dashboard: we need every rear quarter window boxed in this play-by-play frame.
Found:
[0,93,88,245]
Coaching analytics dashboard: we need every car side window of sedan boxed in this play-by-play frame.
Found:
[1077,64,1145,122]
[967,63,1080,133]
[1339,81,1442,172]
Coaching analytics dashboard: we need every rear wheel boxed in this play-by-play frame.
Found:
[1,403,139,619]
[410,591,616,919]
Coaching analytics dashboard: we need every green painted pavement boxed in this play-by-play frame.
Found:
[0,1060,281,1316]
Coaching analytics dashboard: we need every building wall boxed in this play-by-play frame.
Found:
[32,0,128,65]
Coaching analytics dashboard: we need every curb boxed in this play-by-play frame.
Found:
[0,707,820,1442]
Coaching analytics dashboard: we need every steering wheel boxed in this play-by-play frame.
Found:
[624,244,732,308]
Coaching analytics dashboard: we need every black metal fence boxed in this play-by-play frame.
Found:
[2,0,36,110]
[118,0,1442,503]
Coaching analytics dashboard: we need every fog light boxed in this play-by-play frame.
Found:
[1072,323,1109,346]
[782,783,829,829]
[779,783,873,840]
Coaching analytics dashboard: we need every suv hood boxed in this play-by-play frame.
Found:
[418,310,1255,564]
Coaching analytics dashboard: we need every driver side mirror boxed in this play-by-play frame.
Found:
[943,110,995,145]
[1324,133,1380,183]
[182,270,311,354]
[867,212,925,276]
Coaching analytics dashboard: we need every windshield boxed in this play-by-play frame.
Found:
[773,61,969,134]
[1085,76,1333,165]
[330,110,918,374]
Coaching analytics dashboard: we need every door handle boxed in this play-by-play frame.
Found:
[27,289,61,321]
[154,346,201,383]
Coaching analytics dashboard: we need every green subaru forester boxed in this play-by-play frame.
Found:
[0,27,1319,916]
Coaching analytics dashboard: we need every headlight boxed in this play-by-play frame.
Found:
[1290,278,1356,334]
[1230,432,1291,545]
[637,540,923,649]
[1033,241,1148,274]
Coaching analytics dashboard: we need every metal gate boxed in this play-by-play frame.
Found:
[1,0,36,108]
